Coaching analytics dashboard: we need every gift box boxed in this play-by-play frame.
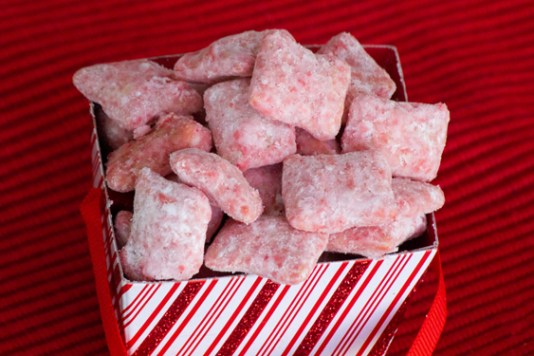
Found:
[81,45,442,355]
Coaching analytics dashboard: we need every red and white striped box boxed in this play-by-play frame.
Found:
[87,46,439,355]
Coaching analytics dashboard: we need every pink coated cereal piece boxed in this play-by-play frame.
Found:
[132,124,153,139]
[392,177,445,216]
[388,213,427,244]
[114,210,132,248]
[73,59,203,131]
[170,148,263,224]
[174,30,269,83]
[327,226,397,258]
[106,113,212,192]
[205,216,328,285]
[249,30,351,140]
[243,163,284,215]
[318,32,396,99]
[295,128,339,155]
[282,151,395,233]
[119,168,211,281]
[342,95,450,181]
[326,214,426,258]
[204,79,296,170]
[166,173,225,242]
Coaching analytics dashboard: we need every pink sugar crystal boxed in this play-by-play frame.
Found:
[282,151,395,233]
[295,128,339,155]
[170,148,263,224]
[205,216,328,285]
[342,95,450,181]
[249,30,350,140]
[243,163,284,215]
[318,32,396,99]
[119,168,211,281]
[114,210,132,248]
[174,30,269,83]
[73,59,203,131]
[204,79,296,170]
[106,113,212,193]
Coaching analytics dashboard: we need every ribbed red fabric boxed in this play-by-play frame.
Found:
[1,1,533,354]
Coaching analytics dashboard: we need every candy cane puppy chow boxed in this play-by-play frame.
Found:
[282,151,395,234]
[204,79,296,170]
[249,30,350,140]
[174,30,271,83]
[318,32,396,100]
[170,148,263,224]
[106,113,213,192]
[73,59,203,131]
[342,94,450,181]
[205,216,328,285]
[327,214,427,258]
[119,168,211,281]
[392,177,445,216]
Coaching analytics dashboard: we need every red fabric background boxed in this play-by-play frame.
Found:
[1,1,533,354]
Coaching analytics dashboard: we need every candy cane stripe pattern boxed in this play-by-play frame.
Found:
[102,249,434,355]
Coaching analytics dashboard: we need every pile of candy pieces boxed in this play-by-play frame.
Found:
[74,29,449,285]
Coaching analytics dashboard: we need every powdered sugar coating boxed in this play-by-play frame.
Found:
[342,95,450,181]
[106,113,213,192]
[114,210,132,248]
[167,173,224,242]
[243,163,284,215]
[249,30,351,140]
[295,128,339,155]
[204,79,296,170]
[73,59,203,131]
[392,177,445,216]
[170,148,263,224]
[327,214,427,258]
[119,168,211,281]
[388,213,427,244]
[328,226,396,258]
[282,151,395,233]
[205,216,328,285]
[174,30,268,83]
[205,204,224,242]
[318,32,396,99]
[327,178,443,257]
